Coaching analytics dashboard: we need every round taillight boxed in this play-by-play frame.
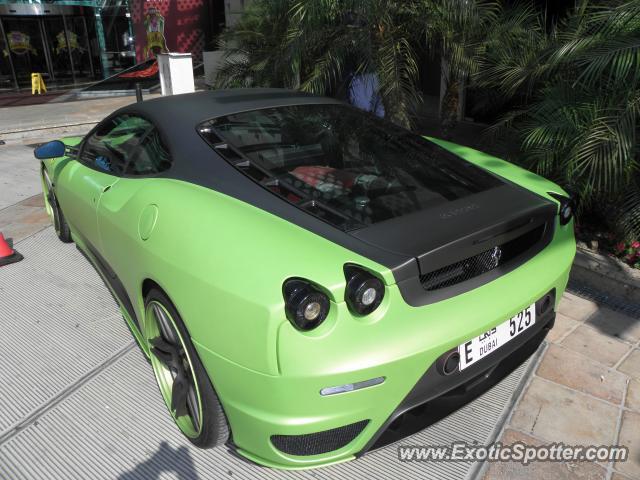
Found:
[344,266,385,315]
[283,279,330,331]
[559,202,573,225]
[548,192,575,226]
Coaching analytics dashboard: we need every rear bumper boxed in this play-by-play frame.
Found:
[196,304,556,470]
[362,303,554,453]
[194,224,575,469]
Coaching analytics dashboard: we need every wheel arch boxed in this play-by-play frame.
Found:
[143,276,232,447]
[140,277,192,340]
[142,277,164,302]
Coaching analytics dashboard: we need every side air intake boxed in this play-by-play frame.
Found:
[271,420,369,456]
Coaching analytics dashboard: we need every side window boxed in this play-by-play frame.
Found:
[125,128,172,175]
[80,115,153,175]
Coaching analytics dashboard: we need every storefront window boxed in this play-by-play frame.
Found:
[101,2,135,73]
[67,15,95,80]
[0,24,14,90]
[0,2,132,90]
[43,16,73,83]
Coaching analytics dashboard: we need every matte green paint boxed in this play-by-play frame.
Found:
[41,136,575,469]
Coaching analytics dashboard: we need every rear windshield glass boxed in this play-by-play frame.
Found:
[199,104,502,230]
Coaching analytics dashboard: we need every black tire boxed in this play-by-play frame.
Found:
[52,198,73,243]
[42,167,72,243]
[145,288,230,448]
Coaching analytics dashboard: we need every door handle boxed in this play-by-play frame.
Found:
[103,185,112,193]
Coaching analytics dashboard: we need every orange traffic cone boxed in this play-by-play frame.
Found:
[0,233,23,267]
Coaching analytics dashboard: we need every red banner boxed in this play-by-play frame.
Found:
[118,61,159,79]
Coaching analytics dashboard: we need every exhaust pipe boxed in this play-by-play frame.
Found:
[437,349,460,376]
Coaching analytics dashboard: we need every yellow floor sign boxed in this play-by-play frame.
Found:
[31,73,47,94]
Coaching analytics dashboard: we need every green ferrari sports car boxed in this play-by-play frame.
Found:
[34,89,576,469]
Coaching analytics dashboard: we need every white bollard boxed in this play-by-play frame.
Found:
[157,53,195,96]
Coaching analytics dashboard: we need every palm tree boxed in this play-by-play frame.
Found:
[216,0,423,127]
[295,0,425,127]
[215,0,510,129]
[214,0,301,90]
[477,1,640,237]
[422,0,502,133]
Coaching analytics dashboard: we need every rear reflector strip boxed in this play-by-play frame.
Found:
[320,377,385,396]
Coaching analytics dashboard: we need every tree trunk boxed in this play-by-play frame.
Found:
[439,58,466,139]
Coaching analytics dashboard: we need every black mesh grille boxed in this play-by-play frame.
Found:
[420,224,546,291]
[271,420,369,456]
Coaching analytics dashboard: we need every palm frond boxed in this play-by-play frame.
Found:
[376,29,421,127]
[619,180,640,239]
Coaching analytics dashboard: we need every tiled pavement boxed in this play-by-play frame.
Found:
[0,94,160,139]
[483,293,640,480]
[0,194,49,243]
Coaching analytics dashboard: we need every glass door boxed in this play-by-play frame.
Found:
[66,15,95,82]
[0,23,16,90]
[1,16,49,88]
[42,15,98,86]
[42,16,74,86]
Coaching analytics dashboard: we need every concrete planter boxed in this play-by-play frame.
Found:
[571,246,640,304]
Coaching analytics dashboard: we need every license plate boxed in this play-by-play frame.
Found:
[457,304,536,371]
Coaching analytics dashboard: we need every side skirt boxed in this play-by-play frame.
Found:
[72,233,150,358]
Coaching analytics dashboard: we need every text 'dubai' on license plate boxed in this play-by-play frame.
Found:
[458,304,536,371]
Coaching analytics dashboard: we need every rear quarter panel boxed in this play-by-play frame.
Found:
[102,179,390,376]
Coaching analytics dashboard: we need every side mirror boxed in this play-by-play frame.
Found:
[34,140,66,160]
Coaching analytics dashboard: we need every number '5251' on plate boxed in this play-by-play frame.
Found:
[458,304,536,370]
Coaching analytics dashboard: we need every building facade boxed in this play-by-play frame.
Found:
[0,0,228,92]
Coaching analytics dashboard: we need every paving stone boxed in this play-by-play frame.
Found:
[586,307,640,343]
[558,293,599,322]
[618,349,640,381]
[547,313,580,344]
[626,379,640,412]
[483,429,607,480]
[20,194,45,207]
[611,473,635,480]
[0,202,50,243]
[537,344,627,404]
[0,144,42,210]
[615,410,640,479]
[561,325,631,367]
[510,377,619,446]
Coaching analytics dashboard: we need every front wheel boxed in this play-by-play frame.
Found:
[144,288,229,447]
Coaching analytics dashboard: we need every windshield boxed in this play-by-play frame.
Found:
[199,104,502,230]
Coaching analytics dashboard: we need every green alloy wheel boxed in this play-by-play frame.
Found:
[41,167,72,243]
[145,289,229,447]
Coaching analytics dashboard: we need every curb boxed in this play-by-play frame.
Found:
[469,341,548,480]
[570,247,640,304]
[0,122,97,143]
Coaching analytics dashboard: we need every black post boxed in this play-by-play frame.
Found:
[135,83,143,102]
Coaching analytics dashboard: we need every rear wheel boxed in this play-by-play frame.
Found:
[144,288,229,447]
[42,167,72,243]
